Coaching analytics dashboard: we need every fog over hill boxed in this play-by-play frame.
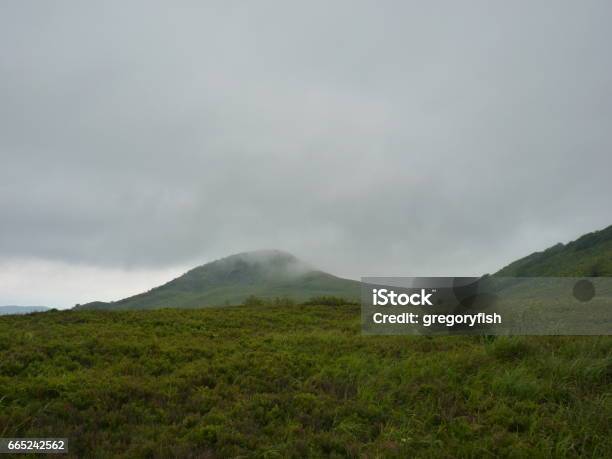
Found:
[76,250,359,310]
[75,223,612,311]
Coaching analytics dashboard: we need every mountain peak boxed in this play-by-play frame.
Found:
[190,249,313,282]
[216,249,302,266]
[76,249,359,310]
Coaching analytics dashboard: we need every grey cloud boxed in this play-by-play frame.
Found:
[1,0,612,286]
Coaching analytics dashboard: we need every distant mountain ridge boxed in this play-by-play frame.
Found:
[75,224,612,311]
[495,224,612,277]
[0,306,51,315]
[76,250,360,310]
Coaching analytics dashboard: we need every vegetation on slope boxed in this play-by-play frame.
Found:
[76,250,360,310]
[77,223,612,312]
[1,306,610,458]
[496,224,612,277]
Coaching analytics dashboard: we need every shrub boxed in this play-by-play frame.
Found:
[243,295,265,307]
[302,296,357,306]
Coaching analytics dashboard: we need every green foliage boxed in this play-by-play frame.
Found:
[272,296,296,307]
[77,251,360,311]
[243,295,265,307]
[1,306,610,457]
[496,224,612,277]
[303,296,358,306]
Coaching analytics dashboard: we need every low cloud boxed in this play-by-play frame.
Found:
[1,1,611,306]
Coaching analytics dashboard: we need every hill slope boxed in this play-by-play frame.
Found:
[77,250,360,310]
[495,224,612,277]
[0,306,50,315]
[76,224,612,311]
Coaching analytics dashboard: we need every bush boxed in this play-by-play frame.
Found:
[302,296,357,306]
[272,297,295,307]
[243,295,265,307]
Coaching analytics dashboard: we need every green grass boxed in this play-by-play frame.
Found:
[1,305,610,458]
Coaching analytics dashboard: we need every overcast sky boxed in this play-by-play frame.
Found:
[1,1,611,308]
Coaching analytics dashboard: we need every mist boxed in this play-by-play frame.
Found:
[1,1,611,307]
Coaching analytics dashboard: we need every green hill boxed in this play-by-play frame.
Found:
[76,250,360,310]
[495,224,612,277]
[77,225,612,311]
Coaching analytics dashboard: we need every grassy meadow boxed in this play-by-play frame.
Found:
[0,304,610,458]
